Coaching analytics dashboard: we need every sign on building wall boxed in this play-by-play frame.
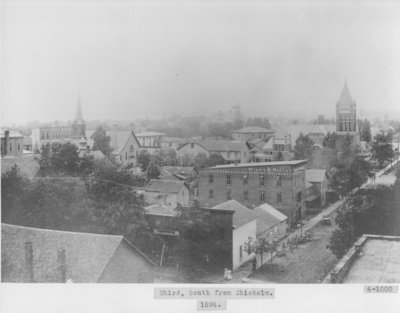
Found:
[202,167,292,177]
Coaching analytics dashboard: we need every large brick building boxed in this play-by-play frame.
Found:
[198,160,308,224]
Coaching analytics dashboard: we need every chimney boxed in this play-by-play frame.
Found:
[24,241,34,283]
[3,130,10,156]
[111,124,118,151]
[57,248,67,283]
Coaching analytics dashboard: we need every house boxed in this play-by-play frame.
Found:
[323,234,400,283]
[305,169,329,210]
[208,200,256,270]
[252,203,288,241]
[1,130,24,157]
[136,131,165,153]
[87,129,140,167]
[177,139,250,163]
[142,179,190,209]
[232,126,274,141]
[274,124,335,148]
[1,223,157,283]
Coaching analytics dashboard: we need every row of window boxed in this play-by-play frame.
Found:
[209,189,282,203]
[209,174,282,186]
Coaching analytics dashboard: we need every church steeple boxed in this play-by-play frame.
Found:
[73,95,85,125]
[336,79,357,133]
[71,95,86,139]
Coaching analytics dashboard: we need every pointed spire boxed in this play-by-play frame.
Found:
[74,95,85,125]
[337,79,354,107]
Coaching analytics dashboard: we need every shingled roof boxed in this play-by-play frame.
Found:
[1,223,156,283]
[145,179,188,194]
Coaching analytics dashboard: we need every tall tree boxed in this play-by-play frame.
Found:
[322,132,337,149]
[92,126,112,157]
[359,119,372,143]
[39,142,82,176]
[137,150,151,171]
[207,153,226,167]
[371,130,394,167]
[294,133,314,160]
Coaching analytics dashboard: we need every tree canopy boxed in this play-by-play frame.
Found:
[92,125,112,157]
[327,182,400,258]
[371,130,394,167]
[294,133,314,160]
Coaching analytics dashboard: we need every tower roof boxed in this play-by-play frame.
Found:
[337,80,355,107]
[73,96,85,125]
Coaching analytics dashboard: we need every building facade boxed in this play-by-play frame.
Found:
[32,99,86,152]
[335,80,360,151]
[177,139,250,164]
[1,130,24,157]
[198,160,307,225]
[232,126,274,141]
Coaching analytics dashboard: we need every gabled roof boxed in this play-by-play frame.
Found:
[209,200,256,228]
[145,179,188,194]
[305,169,327,183]
[253,203,288,235]
[1,223,156,283]
[178,139,248,152]
[145,203,177,217]
[86,130,139,155]
[233,126,274,134]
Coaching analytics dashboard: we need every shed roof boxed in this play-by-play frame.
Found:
[1,223,155,283]
[145,203,177,217]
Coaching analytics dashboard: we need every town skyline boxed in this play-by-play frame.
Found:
[2,0,400,125]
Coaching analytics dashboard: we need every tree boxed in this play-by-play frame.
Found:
[371,130,394,167]
[327,185,399,258]
[322,132,337,149]
[92,126,112,157]
[1,166,29,223]
[348,157,370,191]
[39,142,82,176]
[193,153,209,169]
[86,159,152,249]
[137,150,151,171]
[171,201,230,275]
[146,162,161,180]
[207,153,226,167]
[246,236,278,268]
[294,133,314,160]
[359,119,372,143]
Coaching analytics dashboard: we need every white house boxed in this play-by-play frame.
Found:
[209,200,257,270]
[142,179,190,209]
[252,203,288,241]
[305,169,329,209]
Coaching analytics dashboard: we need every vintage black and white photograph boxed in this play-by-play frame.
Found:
[1,0,400,310]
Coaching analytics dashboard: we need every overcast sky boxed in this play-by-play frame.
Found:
[1,0,400,125]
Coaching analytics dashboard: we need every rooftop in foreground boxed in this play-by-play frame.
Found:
[324,234,400,284]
